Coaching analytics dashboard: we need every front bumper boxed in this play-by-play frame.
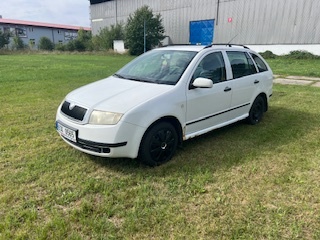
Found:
[61,134,127,154]
[56,111,146,159]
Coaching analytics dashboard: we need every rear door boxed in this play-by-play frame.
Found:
[250,53,274,99]
[226,51,258,119]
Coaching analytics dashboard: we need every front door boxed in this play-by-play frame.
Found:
[185,52,232,138]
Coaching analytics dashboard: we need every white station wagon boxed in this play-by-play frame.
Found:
[56,44,273,166]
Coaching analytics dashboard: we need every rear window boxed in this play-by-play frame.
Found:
[250,53,268,72]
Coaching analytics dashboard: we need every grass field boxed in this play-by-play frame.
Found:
[267,58,320,77]
[0,53,320,239]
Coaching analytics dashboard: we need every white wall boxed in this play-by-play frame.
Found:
[248,45,320,56]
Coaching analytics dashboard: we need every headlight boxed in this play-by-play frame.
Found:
[89,110,123,125]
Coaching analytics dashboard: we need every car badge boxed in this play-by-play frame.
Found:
[69,102,76,110]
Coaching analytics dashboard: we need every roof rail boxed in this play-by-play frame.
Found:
[163,44,192,47]
[203,44,250,49]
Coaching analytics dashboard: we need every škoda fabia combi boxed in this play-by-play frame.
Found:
[56,44,273,166]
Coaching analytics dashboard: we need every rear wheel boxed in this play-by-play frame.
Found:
[139,122,178,166]
[247,95,265,125]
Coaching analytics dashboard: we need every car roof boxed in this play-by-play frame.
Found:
[158,45,205,52]
[156,44,253,53]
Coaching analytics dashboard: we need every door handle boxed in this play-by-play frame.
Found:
[224,87,232,92]
[254,80,260,84]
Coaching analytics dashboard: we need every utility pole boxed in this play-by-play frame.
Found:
[144,20,146,53]
[115,0,118,24]
[216,0,220,25]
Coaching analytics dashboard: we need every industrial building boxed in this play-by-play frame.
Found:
[89,0,320,55]
[0,17,91,49]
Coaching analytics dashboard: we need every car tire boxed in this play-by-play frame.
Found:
[247,95,265,125]
[139,122,178,166]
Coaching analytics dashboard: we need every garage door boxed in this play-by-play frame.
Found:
[189,19,215,45]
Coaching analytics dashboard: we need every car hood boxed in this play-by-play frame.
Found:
[65,76,173,113]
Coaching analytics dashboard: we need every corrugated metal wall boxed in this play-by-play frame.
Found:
[90,0,320,45]
[214,0,320,44]
[90,0,217,43]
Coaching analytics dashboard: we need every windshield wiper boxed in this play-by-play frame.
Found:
[115,74,157,84]
[127,77,156,83]
[113,73,126,79]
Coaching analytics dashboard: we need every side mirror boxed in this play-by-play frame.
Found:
[192,77,213,88]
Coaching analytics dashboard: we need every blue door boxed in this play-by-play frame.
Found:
[189,19,214,45]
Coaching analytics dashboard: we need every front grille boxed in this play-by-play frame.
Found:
[61,101,87,121]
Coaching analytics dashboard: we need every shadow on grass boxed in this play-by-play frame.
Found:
[87,104,316,176]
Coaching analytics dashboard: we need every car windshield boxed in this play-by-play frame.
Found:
[115,50,197,85]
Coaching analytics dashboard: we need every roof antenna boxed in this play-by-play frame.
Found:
[203,34,240,49]
[227,34,238,46]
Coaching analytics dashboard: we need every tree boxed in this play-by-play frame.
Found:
[39,37,54,51]
[125,5,165,55]
[76,28,92,51]
[0,30,10,49]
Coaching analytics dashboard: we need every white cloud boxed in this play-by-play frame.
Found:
[0,0,90,27]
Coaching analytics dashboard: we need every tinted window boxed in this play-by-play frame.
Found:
[227,51,257,79]
[251,53,268,72]
[193,52,226,84]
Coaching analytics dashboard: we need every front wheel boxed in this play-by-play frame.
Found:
[139,122,178,167]
[247,96,265,125]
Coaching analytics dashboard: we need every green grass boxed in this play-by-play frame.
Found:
[267,58,320,77]
[1,53,320,239]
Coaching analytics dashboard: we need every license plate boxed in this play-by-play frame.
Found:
[56,122,77,143]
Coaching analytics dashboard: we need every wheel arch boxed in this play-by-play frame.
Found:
[257,92,268,112]
[137,116,182,166]
[139,116,183,149]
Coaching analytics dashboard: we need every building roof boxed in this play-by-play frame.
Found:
[90,0,111,4]
[0,18,91,31]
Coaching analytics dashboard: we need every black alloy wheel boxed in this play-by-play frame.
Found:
[139,122,178,166]
[247,95,265,125]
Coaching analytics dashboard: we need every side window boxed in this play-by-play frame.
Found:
[251,53,268,72]
[193,52,226,83]
[227,51,257,79]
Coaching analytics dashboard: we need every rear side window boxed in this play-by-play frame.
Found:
[251,53,268,72]
[227,51,257,79]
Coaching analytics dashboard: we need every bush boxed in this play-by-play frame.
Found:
[39,37,54,51]
[11,36,26,50]
[285,50,319,59]
[259,50,277,59]
[65,40,75,51]
[63,40,84,52]
[72,39,86,51]
[125,5,165,55]
[93,24,125,51]
[55,43,66,51]
[56,29,92,52]
[0,30,10,49]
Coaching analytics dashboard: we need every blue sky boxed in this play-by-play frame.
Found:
[0,0,90,27]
